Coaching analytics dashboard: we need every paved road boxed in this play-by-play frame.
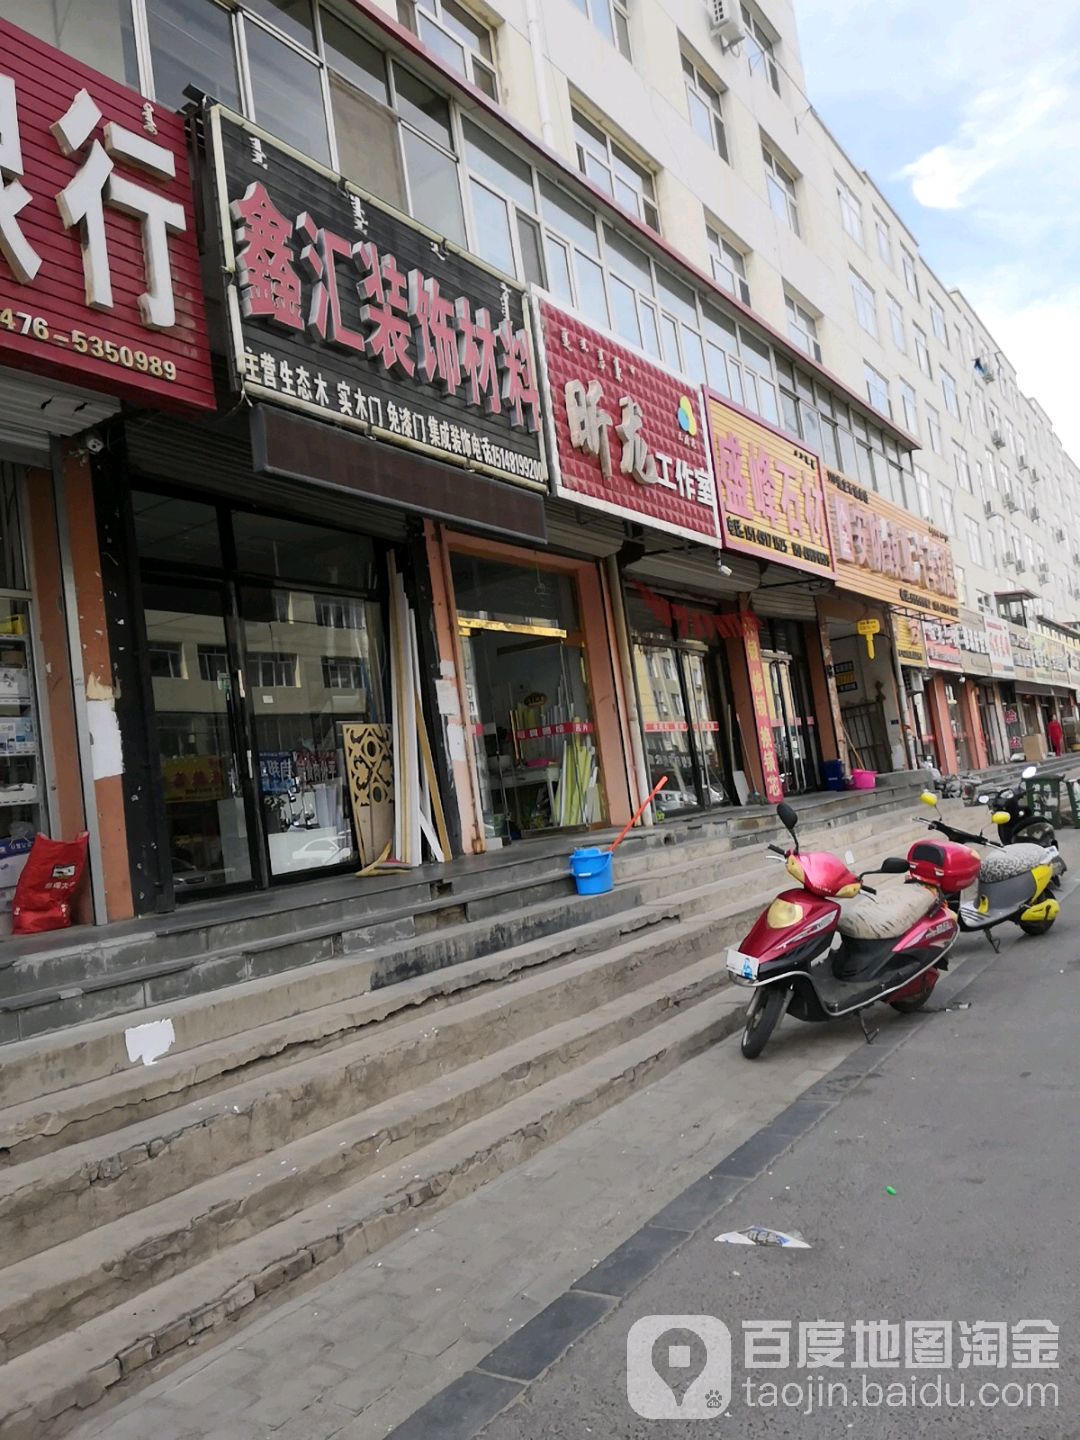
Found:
[475,874,1080,1437]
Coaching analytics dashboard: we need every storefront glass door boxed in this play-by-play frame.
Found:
[452,553,604,841]
[142,578,256,894]
[632,642,697,816]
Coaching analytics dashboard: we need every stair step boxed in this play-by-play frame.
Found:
[0,988,744,1438]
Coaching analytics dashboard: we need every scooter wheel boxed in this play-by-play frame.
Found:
[889,987,933,1013]
[741,986,788,1059]
[1018,916,1056,936]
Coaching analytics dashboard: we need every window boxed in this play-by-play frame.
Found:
[244,11,330,166]
[785,294,820,361]
[143,0,240,111]
[914,464,933,521]
[899,379,918,435]
[570,0,632,59]
[942,368,960,420]
[683,55,729,161]
[938,485,955,534]
[763,145,799,233]
[927,404,943,455]
[967,515,984,564]
[148,642,184,679]
[874,212,892,267]
[929,296,948,345]
[198,645,229,682]
[836,176,864,246]
[248,651,298,687]
[464,120,544,284]
[742,5,780,93]
[573,110,659,231]
[395,64,466,244]
[901,248,919,300]
[850,270,877,338]
[887,294,906,352]
[952,442,972,492]
[706,226,750,306]
[913,324,932,378]
[398,0,498,97]
[321,655,365,690]
[864,362,889,416]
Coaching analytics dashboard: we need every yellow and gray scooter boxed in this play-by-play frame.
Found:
[918,792,1061,945]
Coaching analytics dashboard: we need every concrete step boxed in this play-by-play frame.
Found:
[0,914,729,1255]
[0,988,744,1439]
[0,811,931,1141]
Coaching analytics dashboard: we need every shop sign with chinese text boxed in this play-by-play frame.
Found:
[923,619,963,672]
[209,108,544,487]
[533,294,719,542]
[891,610,927,668]
[0,20,213,410]
[958,609,992,677]
[824,469,958,619]
[983,615,1015,679]
[704,393,834,579]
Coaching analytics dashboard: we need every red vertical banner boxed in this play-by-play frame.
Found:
[742,616,784,803]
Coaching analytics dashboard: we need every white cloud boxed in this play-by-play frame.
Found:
[899,71,1070,210]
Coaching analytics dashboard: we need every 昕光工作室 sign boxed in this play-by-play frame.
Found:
[208,107,545,489]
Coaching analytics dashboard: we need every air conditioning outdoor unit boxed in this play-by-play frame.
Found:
[1054,527,1066,543]
[1039,564,1050,582]
[991,430,1006,448]
[1003,551,1016,568]
[1015,559,1027,573]
[982,500,994,519]
[974,357,996,383]
[1018,455,1029,470]
[706,0,746,46]
[1030,504,1040,522]
[1003,492,1019,512]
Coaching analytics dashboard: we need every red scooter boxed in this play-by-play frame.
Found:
[728,802,970,1059]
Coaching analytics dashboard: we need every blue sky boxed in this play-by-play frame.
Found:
[793,0,1080,459]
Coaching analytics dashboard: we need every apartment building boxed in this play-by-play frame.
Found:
[1,0,1077,939]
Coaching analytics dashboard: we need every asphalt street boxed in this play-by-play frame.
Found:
[476,869,1080,1438]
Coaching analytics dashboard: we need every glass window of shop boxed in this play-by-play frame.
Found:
[625,590,743,819]
[132,493,388,895]
[1,0,140,85]
[450,553,604,842]
[758,618,822,796]
[0,467,43,934]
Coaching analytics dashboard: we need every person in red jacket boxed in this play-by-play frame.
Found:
[1047,714,1064,757]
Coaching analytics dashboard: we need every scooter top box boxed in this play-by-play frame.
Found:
[907,839,981,892]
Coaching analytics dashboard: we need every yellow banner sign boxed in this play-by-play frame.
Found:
[825,468,958,618]
[706,393,834,579]
[891,610,927,668]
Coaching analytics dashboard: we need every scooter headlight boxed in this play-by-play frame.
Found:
[766,897,805,929]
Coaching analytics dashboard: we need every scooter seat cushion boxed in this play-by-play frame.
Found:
[979,843,1047,883]
[838,882,938,941]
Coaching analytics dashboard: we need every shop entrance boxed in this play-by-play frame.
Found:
[760,620,821,796]
[451,552,605,842]
[132,492,388,899]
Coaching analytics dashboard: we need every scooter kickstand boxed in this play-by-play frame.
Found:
[985,930,1001,954]
[858,1008,879,1045]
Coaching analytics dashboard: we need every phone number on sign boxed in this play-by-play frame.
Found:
[0,309,177,380]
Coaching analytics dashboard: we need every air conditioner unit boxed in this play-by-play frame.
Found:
[991,430,1006,449]
[1073,553,1080,568]
[974,356,996,383]
[1015,558,1027,573]
[1003,551,1016,568]
[982,500,994,519]
[706,0,746,45]
[1030,504,1040,522]
[1003,492,1019,512]
[1018,455,1029,471]
[1054,527,1066,543]
[1038,564,1050,582]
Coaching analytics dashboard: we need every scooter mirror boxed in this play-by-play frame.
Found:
[777,801,799,832]
[919,791,938,807]
[1021,764,1038,780]
[992,811,1011,826]
[977,794,990,805]
[879,856,910,874]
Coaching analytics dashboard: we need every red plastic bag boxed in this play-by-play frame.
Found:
[11,832,89,935]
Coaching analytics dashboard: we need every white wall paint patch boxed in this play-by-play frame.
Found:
[446,721,467,762]
[435,679,460,717]
[86,699,123,779]
[124,1017,176,1067]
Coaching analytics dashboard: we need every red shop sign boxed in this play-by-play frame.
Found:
[533,293,720,542]
[0,20,214,410]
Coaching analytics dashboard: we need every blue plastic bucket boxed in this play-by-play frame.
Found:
[569,846,613,896]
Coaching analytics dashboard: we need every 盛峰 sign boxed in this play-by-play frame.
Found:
[209,108,544,489]
[705,392,834,578]
[0,19,213,410]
